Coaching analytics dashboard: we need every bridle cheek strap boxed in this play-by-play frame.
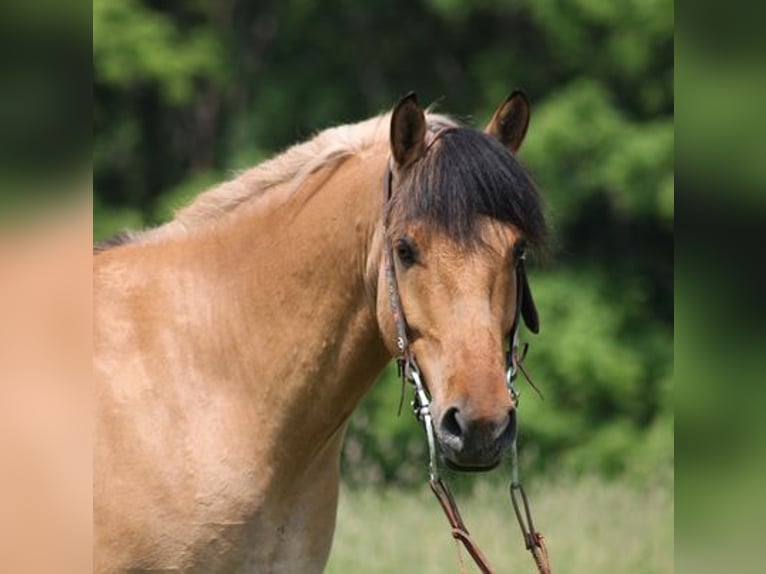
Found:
[382,163,419,414]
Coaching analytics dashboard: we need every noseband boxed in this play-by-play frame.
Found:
[381,132,551,574]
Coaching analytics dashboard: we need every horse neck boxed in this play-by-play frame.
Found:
[169,150,392,465]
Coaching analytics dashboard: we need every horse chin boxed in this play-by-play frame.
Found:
[442,456,502,473]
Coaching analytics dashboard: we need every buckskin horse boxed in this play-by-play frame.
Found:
[94,91,547,573]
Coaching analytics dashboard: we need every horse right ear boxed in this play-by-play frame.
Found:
[390,92,427,168]
[485,90,530,154]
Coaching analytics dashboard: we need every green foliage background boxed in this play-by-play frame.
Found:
[94,0,673,483]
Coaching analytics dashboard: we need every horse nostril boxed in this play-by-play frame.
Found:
[441,406,464,439]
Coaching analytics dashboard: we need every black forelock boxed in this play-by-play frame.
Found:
[388,127,547,252]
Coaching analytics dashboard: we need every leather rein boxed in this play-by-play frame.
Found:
[381,137,551,574]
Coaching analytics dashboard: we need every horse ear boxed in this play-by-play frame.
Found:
[485,90,530,154]
[390,92,427,167]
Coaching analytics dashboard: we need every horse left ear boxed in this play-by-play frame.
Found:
[485,90,530,154]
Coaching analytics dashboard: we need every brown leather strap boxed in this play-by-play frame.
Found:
[429,478,495,574]
[429,476,552,574]
[509,482,552,574]
[382,166,411,357]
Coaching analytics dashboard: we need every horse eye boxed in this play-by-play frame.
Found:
[395,238,418,268]
[513,241,528,261]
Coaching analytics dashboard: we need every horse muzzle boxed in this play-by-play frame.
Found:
[435,406,517,472]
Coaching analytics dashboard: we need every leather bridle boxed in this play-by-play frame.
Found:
[381,135,551,574]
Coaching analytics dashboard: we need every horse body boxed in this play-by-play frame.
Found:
[95,151,392,572]
[95,93,546,572]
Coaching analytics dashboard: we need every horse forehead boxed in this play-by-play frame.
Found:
[422,220,519,274]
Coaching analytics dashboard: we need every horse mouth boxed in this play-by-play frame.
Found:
[435,415,514,473]
[442,455,502,473]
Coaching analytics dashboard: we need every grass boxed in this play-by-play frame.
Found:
[326,471,673,574]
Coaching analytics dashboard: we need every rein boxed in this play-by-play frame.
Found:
[382,147,551,574]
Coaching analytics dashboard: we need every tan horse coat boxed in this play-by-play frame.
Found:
[95,145,396,572]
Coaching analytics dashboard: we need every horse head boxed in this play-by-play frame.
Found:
[377,92,546,471]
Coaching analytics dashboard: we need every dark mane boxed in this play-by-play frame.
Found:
[389,127,547,252]
[93,230,138,254]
